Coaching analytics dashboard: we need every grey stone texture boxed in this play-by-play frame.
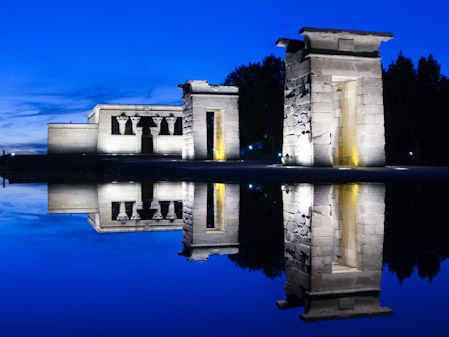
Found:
[48,182,184,233]
[279,183,392,321]
[278,28,393,167]
[179,80,240,160]
[48,104,183,155]
[180,182,239,261]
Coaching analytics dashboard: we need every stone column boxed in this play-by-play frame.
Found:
[152,201,163,220]
[152,116,163,135]
[116,202,129,222]
[166,116,177,136]
[166,201,177,220]
[116,116,129,135]
[130,116,141,135]
[150,127,159,153]
[130,202,141,220]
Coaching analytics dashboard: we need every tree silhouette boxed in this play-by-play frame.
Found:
[383,53,449,165]
[223,55,284,158]
[383,183,449,282]
[225,52,448,164]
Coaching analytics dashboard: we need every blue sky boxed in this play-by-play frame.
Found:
[1,0,449,154]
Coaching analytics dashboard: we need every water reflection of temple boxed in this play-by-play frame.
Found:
[278,184,392,321]
[48,182,184,232]
[179,182,239,261]
[47,182,239,259]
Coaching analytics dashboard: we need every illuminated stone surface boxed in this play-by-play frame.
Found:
[178,80,240,160]
[48,81,239,160]
[179,182,239,261]
[277,28,393,167]
[278,183,392,321]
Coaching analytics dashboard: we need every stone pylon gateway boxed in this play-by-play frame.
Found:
[178,80,240,160]
[277,28,393,167]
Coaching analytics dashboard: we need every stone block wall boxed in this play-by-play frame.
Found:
[278,28,393,167]
[179,80,240,160]
[181,182,239,261]
[92,104,182,155]
[47,124,98,154]
[280,183,391,320]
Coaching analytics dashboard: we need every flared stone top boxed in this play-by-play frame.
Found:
[277,27,393,58]
[178,80,238,96]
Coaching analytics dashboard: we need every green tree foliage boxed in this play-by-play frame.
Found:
[223,55,284,158]
[383,53,449,165]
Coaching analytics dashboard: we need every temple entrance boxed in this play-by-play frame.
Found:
[206,110,226,160]
[207,111,214,160]
[332,77,360,167]
[141,135,153,154]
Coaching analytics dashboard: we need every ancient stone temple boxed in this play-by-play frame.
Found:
[179,80,240,160]
[47,181,240,261]
[277,28,393,167]
[179,182,239,261]
[278,183,392,321]
[47,81,239,160]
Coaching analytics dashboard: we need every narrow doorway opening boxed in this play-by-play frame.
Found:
[206,183,225,232]
[332,77,360,166]
[141,136,153,154]
[207,110,226,160]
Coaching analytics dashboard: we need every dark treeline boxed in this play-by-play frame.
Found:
[227,184,285,279]
[383,183,449,282]
[224,53,449,165]
[231,183,449,283]
[223,55,284,158]
[384,53,449,165]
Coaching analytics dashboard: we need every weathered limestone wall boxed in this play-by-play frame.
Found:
[278,41,313,166]
[157,135,183,154]
[94,182,183,232]
[181,182,239,260]
[278,28,392,167]
[47,182,184,233]
[179,81,240,160]
[48,184,99,214]
[92,104,182,155]
[47,124,98,154]
[280,183,392,321]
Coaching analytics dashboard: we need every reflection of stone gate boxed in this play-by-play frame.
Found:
[278,183,392,321]
[277,28,393,167]
[179,182,240,260]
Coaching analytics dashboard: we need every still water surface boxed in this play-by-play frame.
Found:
[0,180,448,336]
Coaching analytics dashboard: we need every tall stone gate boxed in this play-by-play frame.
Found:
[179,80,240,160]
[277,28,393,167]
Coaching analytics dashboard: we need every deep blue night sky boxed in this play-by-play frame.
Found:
[1,0,449,153]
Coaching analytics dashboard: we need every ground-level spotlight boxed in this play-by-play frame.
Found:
[409,151,413,156]
[248,145,253,150]
[278,152,282,157]
[11,153,15,157]
[249,184,253,189]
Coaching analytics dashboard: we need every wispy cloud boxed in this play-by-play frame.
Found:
[0,82,182,154]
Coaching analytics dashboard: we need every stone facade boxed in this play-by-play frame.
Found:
[180,182,239,260]
[48,181,184,232]
[48,104,183,155]
[278,183,392,321]
[277,28,393,167]
[48,81,239,160]
[179,80,240,160]
[47,181,240,251]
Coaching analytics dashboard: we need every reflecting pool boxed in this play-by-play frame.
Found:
[0,179,448,336]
